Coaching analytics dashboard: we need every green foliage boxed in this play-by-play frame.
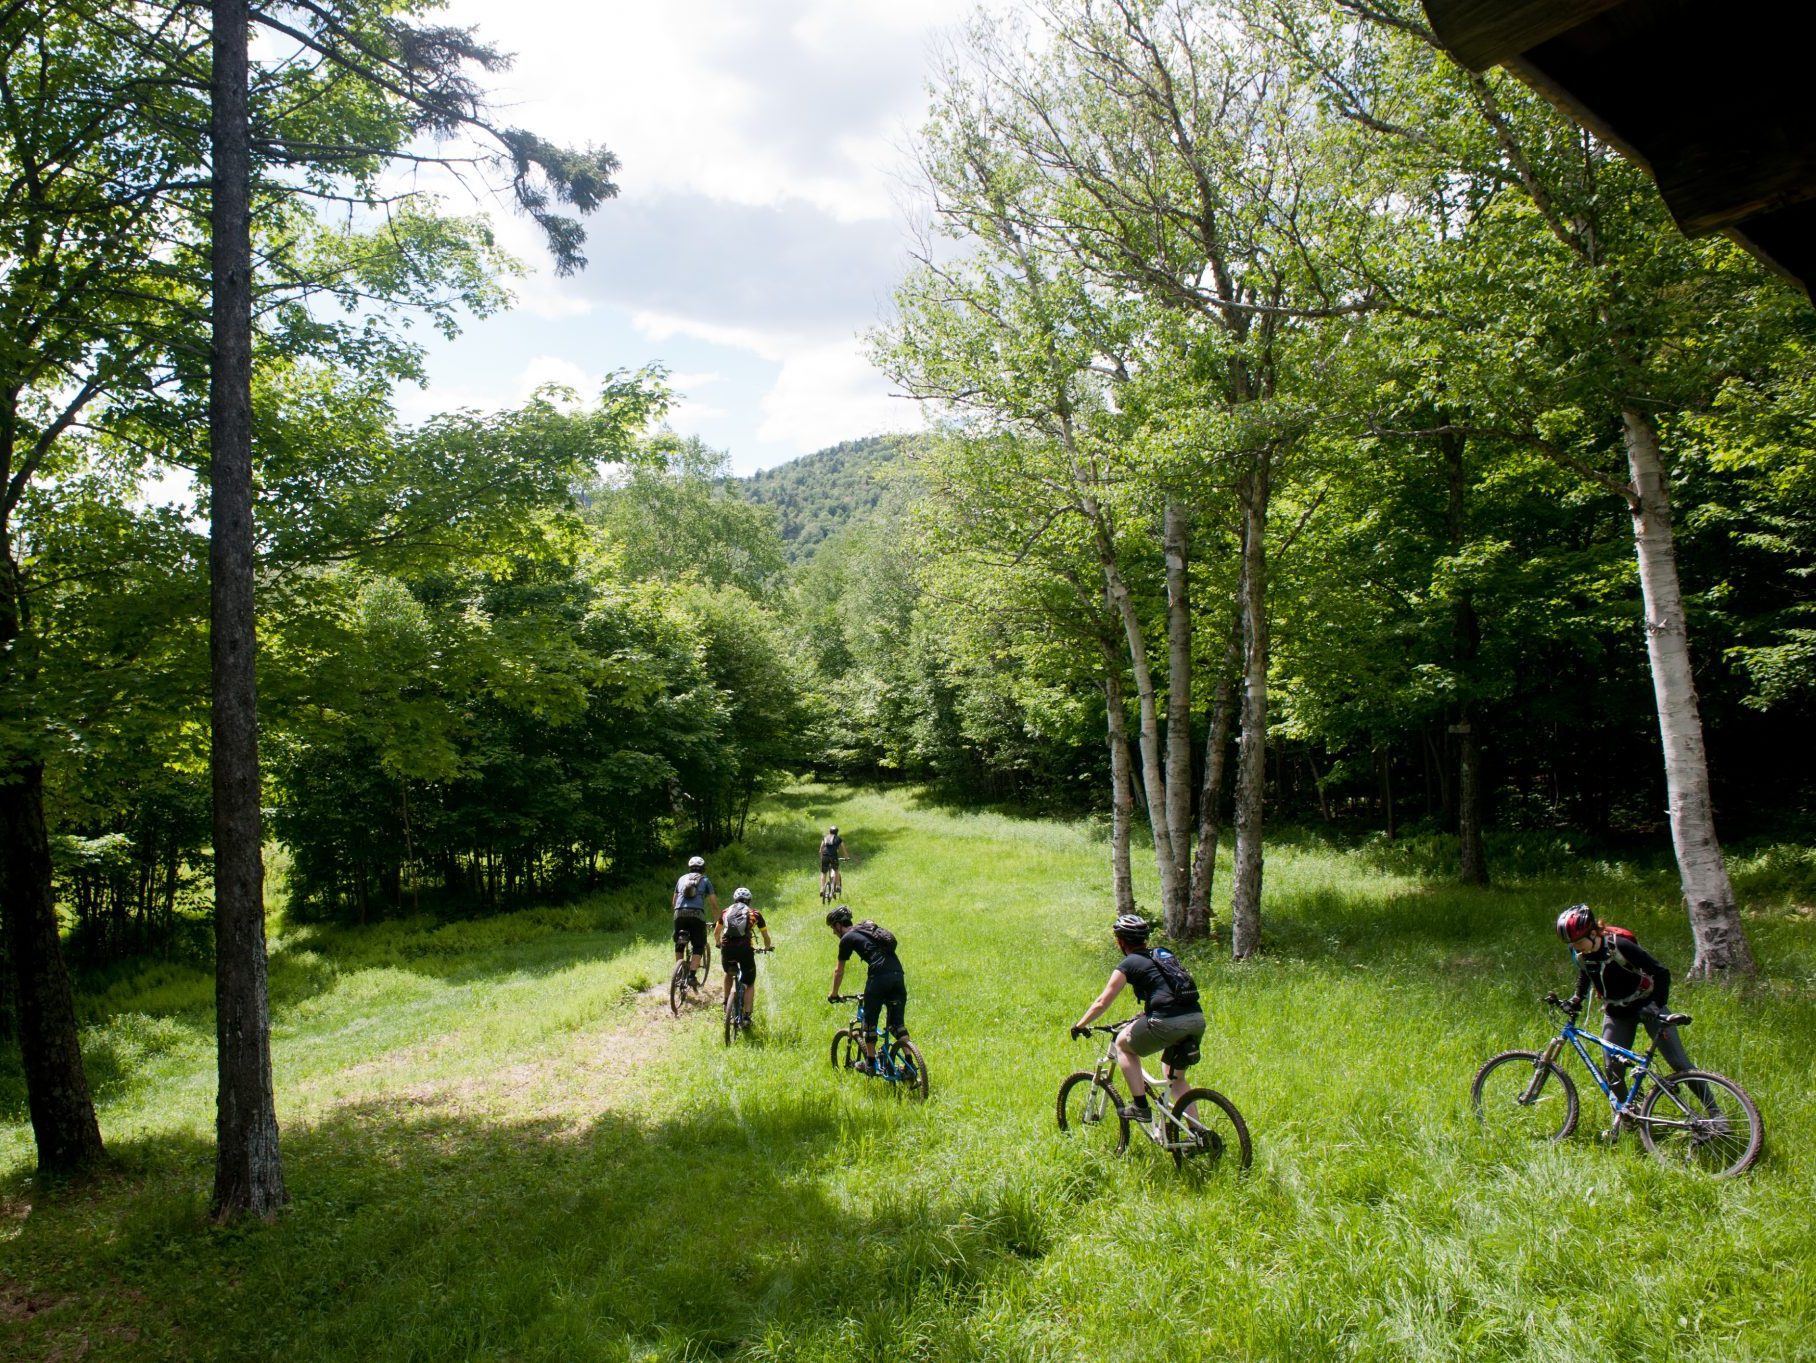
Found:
[740,435,911,562]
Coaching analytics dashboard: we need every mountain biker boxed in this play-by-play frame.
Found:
[819,826,846,894]
[672,855,717,985]
[1556,903,1712,1127]
[715,886,772,1020]
[1070,913,1205,1127]
[825,904,905,1074]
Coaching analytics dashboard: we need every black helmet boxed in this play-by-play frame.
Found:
[732,886,752,903]
[1556,904,1597,943]
[687,855,706,870]
[1113,912,1151,940]
[825,905,853,928]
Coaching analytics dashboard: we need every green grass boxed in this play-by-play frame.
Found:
[4,785,1815,1362]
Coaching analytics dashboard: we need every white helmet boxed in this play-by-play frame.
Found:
[687,855,706,870]
[732,886,752,903]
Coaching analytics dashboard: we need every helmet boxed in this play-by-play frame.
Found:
[732,886,752,903]
[1556,904,1597,943]
[1112,912,1151,940]
[829,826,838,834]
[825,905,853,928]
[687,855,706,870]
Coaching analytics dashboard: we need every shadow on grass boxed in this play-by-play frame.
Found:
[5,1089,1055,1363]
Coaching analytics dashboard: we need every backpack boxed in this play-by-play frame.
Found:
[723,903,751,939]
[675,872,704,912]
[1150,946,1200,1008]
[855,919,896,950]
[821,833,842,854]
[1590,924,1653,1005]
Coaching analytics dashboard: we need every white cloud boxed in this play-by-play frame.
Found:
[757,341,918,453]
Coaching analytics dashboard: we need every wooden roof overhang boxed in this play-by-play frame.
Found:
[1420,0,1816,299]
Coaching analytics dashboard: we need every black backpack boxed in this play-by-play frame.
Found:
[1150,946,1200,1008]
[855,919,896,950]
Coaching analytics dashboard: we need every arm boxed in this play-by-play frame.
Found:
[1566,962,1592,1009]
[1626,941,1671,995]
[830,958,846,999]
[1073,970,1129,1032]
[712,911,724,948]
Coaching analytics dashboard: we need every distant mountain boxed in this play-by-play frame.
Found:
[738,434,912,562]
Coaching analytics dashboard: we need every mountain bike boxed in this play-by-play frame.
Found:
[1471,993,1762,1178]
[828,995,927,1099]
[668,919,712,1017]
[1058,1022,1251,1172]
[722,947,772,1045]
[819,861,843,903]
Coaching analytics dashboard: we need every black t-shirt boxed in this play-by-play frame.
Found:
[839,925,902,977]
[820,834,843,861]
[1119,951,1196,1018]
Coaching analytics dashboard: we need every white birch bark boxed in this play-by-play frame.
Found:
[1162,501,1194,935]
[1621,407,1755,978]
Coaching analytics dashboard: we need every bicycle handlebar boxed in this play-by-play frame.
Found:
[829,993,863,1004]
[1073,1019,1136,1036]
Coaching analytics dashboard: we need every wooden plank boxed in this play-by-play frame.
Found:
[1421,0,1627,70]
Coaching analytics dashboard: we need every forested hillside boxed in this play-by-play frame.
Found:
[739,434,908,562]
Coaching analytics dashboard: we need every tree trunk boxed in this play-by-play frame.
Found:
[1230,460,1271,960]
[1443,428,1488,885]
[1104,670,1135,915]
[1377,744,1396,841]
[1102,560,1184,922]
[0,760,106,1176]
[1456,708,1487,885]
[1161,502,1193,936]
[209,0,286,1219]
[1187,611,1240,939]
[1621,407,1754,978]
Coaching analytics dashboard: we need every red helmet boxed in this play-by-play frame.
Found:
[1555,904,1597,943]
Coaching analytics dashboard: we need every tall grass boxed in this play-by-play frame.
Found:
[4,784,1814,1361]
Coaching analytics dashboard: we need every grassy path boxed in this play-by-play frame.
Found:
[4,785,1815,1361]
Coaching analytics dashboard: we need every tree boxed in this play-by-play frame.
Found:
[1275,0,1794,975]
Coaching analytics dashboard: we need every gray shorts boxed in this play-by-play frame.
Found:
[1123,1011,1205,1057]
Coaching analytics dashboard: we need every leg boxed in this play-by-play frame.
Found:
[1114,1024,1147,1102]
[1641,1009,1714,1108]
[1601,1012,1640,1101]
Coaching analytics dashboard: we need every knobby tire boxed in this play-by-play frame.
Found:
[1638,1069,1763,1178]
[1055,1071,1130,1154]
[1471,1050,1579,1144]
[1166,1087,1252,1172]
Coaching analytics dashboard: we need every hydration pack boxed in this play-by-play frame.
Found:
[1150,946,1200,1008]
[723,903,751,939]
[674,872,705,913]
[1589,924,1653,1006]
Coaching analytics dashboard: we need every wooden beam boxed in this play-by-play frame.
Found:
[1421,0,1626,70]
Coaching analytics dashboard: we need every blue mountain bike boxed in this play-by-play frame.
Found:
[828,995,928,1099]
[1471,993,1762,1178]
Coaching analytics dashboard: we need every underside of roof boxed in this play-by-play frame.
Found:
[1421,0,1816,299]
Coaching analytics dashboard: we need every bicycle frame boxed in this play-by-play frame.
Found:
[1084,1022,1193,1139]
[842,998,914,1086]
[1530,996,1705,1133]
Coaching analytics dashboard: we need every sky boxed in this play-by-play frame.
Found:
[397,0,980,475]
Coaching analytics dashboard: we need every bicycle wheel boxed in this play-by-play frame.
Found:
[723,987,736,1045]
[669,957,692,1017]
[1638,1069,1763,1178]
[1166,1087,1252,1171]
[890,1040,929,1100]
[1055,1072,1130,1153]
[699,938,711,980]
[1470,1050,1579,1144]
[829,1028,861,1071]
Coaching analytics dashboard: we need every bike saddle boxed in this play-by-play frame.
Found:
[1657,1011,1691,1028]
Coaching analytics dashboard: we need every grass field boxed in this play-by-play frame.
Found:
[4,785,1815,1362]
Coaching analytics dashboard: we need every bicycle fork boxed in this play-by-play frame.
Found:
[1524,1039,1566,1104]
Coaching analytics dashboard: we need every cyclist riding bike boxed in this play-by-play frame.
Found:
[672,855,717,985]
[819,826,846,897]
[715,886,773,1019]
[1070,913,1205,1126]
[1555,903,1711,1130]
[826,904,906,1074]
